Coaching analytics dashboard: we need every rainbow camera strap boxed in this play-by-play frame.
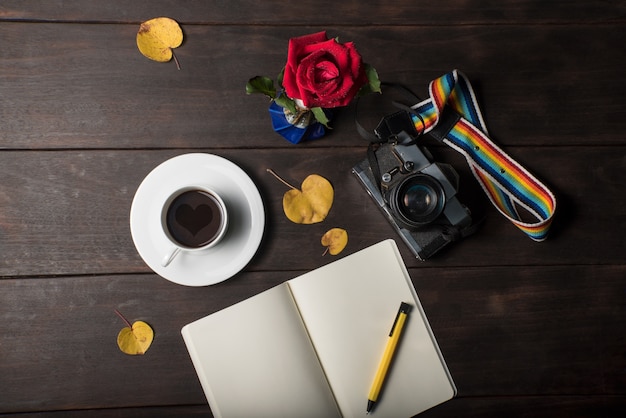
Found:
[410,70,556,241]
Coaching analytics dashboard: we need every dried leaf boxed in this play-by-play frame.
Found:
[136,17,183,66]
[285,176,333,224]
[115,310,154,355]
[267,169,334,224]
[321,228,348,255]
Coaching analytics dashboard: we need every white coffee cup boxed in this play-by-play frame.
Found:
[160,186,228,267]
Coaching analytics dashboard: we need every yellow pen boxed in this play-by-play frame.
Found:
[366,302,412,414]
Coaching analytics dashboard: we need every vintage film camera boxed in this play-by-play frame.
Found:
[352,110,476,260]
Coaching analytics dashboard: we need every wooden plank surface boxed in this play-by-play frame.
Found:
[1,0,625,416]
[1,0,625,24]
[0,146,623,277]
[0,24,624,149]
[1,266,624,414]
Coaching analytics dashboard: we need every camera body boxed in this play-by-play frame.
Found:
[352,112,474,260]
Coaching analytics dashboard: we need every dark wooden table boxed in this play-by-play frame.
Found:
[1,1,625,417]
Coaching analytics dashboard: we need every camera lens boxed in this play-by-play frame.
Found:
[391,174,445,226]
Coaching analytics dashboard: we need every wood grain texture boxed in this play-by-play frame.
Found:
[1,266,624,414]
[0,146,624,277]
[1,0,624,416]
[1,0,625,24]
[0,23,624,149]
[2,397,625,418]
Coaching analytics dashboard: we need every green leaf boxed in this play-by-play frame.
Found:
[358,64,382,96]
[275,94,298,115]
[277,68,286,88]
[311,107,331,128]
[246,76,277,99]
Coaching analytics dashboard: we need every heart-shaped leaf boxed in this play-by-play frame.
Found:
[321,228,348,255]
[115,310,154,355]
[267,170,334,224]
[282,175,334,224]
[136,17,183,68]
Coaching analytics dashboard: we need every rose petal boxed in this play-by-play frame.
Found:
[283,32,368,108]
[314,60,339,83]
[284,32,329,100]
[288,31,328,57]
[312,62,340,96]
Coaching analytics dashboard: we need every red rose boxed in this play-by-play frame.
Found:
[283,31,368,109]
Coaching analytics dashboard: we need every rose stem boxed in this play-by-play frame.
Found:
[266,168,297,190]
[114,309,133,328]
[292,109,307,125]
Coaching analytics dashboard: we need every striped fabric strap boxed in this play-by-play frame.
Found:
[410,70,556,241]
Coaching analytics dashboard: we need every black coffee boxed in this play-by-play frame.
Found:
[165,190,224,248]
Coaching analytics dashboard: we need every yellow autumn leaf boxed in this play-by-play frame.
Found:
[321,228,348,255]
[136,17,183,66]
[267,169,334,224]
[115,310,154,355]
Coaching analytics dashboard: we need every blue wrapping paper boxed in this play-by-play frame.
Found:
[268,101,329,144]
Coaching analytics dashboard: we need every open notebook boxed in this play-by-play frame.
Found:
[181,239,456,418]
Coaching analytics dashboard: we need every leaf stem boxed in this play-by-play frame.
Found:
[266,168,297,190]
[115,309,133,328]
[171,50,181,70]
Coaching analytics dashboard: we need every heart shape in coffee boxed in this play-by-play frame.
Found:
[175,204,213,236]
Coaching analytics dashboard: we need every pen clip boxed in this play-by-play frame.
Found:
[389,302,412,336]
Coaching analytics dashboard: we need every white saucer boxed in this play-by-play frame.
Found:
[130,153,265,286]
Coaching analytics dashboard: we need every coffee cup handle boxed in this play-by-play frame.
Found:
[161,247,181,267]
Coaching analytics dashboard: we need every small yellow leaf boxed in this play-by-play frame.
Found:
[321,228,348,255]
[136,17,183,64]
[117,320,154,355]
[282,174,334,224]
